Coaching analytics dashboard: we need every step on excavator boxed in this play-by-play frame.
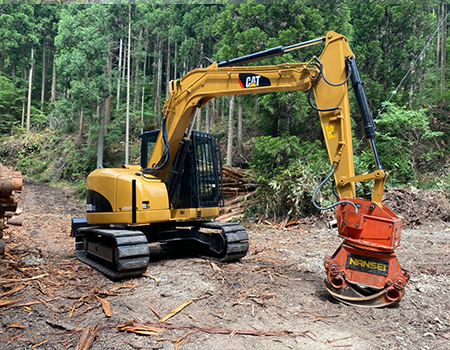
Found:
[72,31,409,308]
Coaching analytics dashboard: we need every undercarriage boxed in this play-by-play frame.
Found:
[72,220,249,280]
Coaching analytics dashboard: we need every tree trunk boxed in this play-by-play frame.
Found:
[205,102,210,133]
[10,63,15,105]
[174,42,177,80]
[210,99,215,130]
[166,37,171,98]
[97,103,105,169]
[436,6,441,91]
[21,87,26,128]
[40,40,46,114]
[196,107,201,130]
[88,112,92,145]
[78,107,84,140]
[134,28,143,112]
[125,8,131,164]
[122,40,127,82]
[106,38,112,130]
[155,37,163,117]
[116,38,123,110]
[441,4,447,94]
[237,97,243,156]
[26,46,34,134]
[50,57,56,114]
[141,51,147,134]
[226,96,235,166]
[182,35,187,76]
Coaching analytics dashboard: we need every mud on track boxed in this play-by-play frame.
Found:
[0,180,449,349]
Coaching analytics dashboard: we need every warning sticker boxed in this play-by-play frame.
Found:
[326,124,335,139]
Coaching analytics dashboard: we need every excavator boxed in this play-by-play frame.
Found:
[71,31,409,308]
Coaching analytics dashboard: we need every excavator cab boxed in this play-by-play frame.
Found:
[139,130,159,169]
[140,129,224,209]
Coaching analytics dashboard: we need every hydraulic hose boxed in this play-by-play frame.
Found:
[312,162,358,213]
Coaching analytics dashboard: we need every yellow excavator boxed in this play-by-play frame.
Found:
[71,31,409,307]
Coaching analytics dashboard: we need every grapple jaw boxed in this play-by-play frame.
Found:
[324,198,410,308]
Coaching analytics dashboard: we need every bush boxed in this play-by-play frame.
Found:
[249,137,334,219]
[371,103,443,185]
[250,134,304,175]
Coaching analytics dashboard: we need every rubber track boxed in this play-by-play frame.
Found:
[75,222,248,280]
[76,228,149,280]
[198,221,249,261]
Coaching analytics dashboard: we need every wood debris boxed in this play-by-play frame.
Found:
[0,273,48,287]
[46,319,82,333]
[0,298,17,307]
[31,340,49,348]
[261,218,316,232]
[209,261,222,272]
[95,295,111,317]
[7,322,26,329]
[159,299,194,323]
[0,284,25,298]
[326,335,353,343]
[216,191,257,222]
[143,272,160,282]
[175,330,194,350]
[69,300,79,318]
[37,297,61,314]
[117,321,163,336]
[117,320,296,338]
[156,295,209,323]
[75,325,99,350]
[148,304,162,319]
[216,166,258,222]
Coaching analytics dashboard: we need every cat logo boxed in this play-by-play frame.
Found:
[238,73,271,89]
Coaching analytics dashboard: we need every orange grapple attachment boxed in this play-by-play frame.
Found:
[324,198,410,307]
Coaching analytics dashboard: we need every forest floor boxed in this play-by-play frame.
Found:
[1,180,450,350]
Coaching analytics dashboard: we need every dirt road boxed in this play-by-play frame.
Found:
[0,181,449,349]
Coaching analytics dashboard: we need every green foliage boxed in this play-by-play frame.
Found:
[248,137,332,219]
[434,170,450,198]
[349,3,437,110]
[369,103,443,184]
[54,5,111,126]
[250,134,304,175]
[1,131,96,189]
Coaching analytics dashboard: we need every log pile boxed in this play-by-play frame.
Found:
[221,166,253,198]
[216,191,256,222]
[0,164,22,256]
[217,166,257,222]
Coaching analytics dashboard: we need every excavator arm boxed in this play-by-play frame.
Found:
[77,31,409,307]
[148,32,383,203]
